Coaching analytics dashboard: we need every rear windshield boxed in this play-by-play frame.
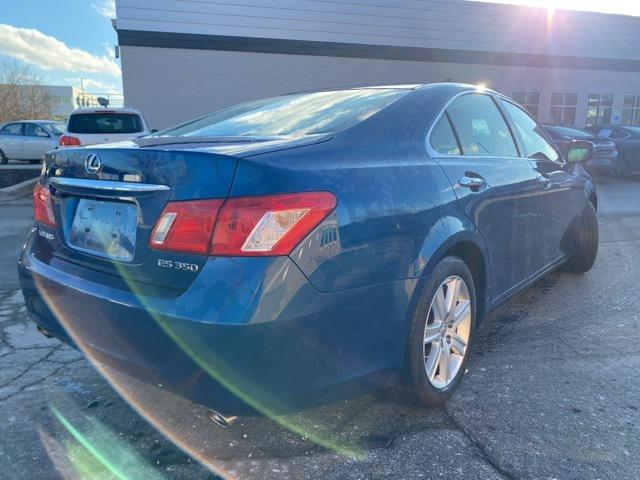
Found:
[154,88,409,138]
[67,113,144,134]
[546,126,593,139]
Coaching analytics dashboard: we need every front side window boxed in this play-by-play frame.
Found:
[68,113,144,134]
[1,123,23,136]
[586,93,614,127]
[430,114,461,155]
[549,92,578,125]
[446,94,518,157]
[41,123,65,136]
[156,88,409,138]
[24,124,48,137]
[501,100,559,163]
[512,90,540,120]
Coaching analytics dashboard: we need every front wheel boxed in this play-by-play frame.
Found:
[399,256,476,408]
[560,202,599,273]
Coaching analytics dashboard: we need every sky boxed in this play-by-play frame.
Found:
[0,0,639,96]
[0,0,120,94]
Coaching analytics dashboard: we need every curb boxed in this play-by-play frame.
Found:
[0,177,37,203]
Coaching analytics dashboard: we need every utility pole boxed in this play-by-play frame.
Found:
[80,77,86,106]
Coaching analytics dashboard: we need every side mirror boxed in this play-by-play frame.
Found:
[151,129,159,133]
[566,140,592,163]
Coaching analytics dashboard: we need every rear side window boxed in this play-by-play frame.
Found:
[155,88,408,138]
[447,94,518,157]
[67,113,144,134]
[1,123,23,136]
[500,100,559,162]
[430,115,461,155]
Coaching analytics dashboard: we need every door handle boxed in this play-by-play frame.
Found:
[458,175,486,189]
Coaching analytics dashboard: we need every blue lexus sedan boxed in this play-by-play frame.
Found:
[18,83,598,418]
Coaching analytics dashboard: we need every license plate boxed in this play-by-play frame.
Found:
[68,199,137,261]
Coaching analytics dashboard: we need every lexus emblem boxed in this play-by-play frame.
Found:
[85,153,102,175]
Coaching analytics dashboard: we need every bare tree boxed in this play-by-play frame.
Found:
[0,60,52,122]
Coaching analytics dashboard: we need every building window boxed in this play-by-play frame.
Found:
[549,92,577,125]
[586,93,614,127]
[622,95,640,125]
[512,90,540,119]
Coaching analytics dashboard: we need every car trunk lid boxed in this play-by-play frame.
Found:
[34,135,332,296]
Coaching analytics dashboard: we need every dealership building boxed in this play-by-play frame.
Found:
[114,0,640,130]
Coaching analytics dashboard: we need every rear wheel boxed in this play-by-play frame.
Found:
[560,202,599,273]
[399,256,475,408]
[0,150,7,165]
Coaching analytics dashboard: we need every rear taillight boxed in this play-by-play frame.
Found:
[33,184,56,227]
[211,192,336,256]
[150,199,224,254]
[149,192,336,256]
[59,135,81,147]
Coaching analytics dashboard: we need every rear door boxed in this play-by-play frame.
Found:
[0,123,26,158]
[429,92,541,301]
[498,99,586,270]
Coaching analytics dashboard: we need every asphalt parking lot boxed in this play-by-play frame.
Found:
[1,175,639,480]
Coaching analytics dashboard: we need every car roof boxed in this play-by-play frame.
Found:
[3,119,62,124]
[282,82,489,97]
[69,107,143,115]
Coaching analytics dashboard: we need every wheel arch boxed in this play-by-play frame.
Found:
[414,229,491,328]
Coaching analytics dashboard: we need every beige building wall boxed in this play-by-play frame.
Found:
[121,45,640,130]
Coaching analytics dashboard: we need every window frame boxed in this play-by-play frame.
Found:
[511,90,541,120]
[586,93,615,127]
[497,97,565,167]
[549,92,578,126]
[426,90,522,160]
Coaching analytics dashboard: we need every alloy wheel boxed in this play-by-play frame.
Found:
[423,275,471,389]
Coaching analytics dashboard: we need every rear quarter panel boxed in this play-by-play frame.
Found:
[229,87,490,295]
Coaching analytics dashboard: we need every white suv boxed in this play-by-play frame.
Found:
[59,107,151,147]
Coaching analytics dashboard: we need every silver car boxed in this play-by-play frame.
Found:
[0,120,65,164]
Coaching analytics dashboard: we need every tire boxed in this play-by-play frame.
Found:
[0,150,7,165]
[560,202,599,273]
[396,256,476,408]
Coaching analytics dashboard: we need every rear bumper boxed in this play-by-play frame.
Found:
[18,228,412,414]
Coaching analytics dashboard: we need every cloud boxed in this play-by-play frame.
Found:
[92,0,116,19]
[0,24,121,77]
[66,77,121,94]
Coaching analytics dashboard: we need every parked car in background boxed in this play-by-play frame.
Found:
[543,125,619,175]
[19,84,598,418]
[0,120,64,164]
[585,125,640,176]
[58,107,151,148]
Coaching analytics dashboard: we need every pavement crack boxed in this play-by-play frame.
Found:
[0,358,83,403]
[443,407,517,480]
[0,344,63,389]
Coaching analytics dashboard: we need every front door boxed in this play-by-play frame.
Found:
[498,99,586,271]
[22,123,53,160]
[429,93,540,301]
